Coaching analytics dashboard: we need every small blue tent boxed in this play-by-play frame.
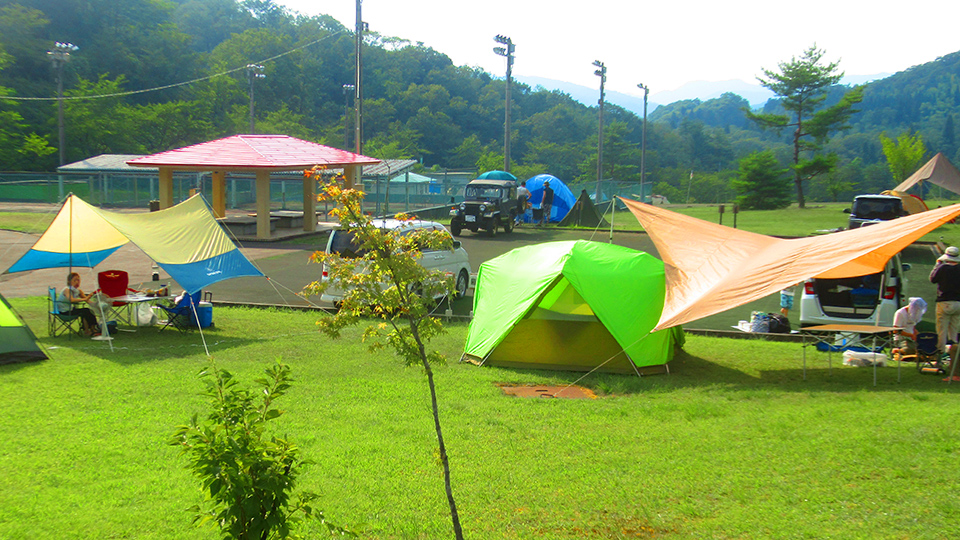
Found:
[525,174,576,223]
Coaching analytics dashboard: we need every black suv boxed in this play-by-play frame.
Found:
[846,194,906,229]
[449,179,519,236]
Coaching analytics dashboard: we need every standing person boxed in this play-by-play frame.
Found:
[540,180,555,226]
[891,297,927,361]
[516,180,531,225]
[929,246,960,372]
[779,283,800,317]
[58,272,99,336]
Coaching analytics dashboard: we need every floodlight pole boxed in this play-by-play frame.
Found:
[637,83,649,202]
[593,60,606,202]
[246,64,265,134]
[493,35,515,172]
[342,84,355,150]
[354,0,366,154]
[47,41,78,169]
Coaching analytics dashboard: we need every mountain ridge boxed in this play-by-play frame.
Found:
[515,73,891,115]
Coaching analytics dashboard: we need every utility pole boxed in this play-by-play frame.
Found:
[47,41,78,168]
[593,60,606,202]
[493,35,515,172]
[246,64,265,134]
[637,83,649,202]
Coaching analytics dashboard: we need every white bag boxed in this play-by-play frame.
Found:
[137,303,158,326]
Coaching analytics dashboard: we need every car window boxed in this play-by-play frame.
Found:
[329,230,366,258]
[465,185,502,200]
[853,199,902,220]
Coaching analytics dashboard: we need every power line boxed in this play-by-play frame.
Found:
[0,30,346,102]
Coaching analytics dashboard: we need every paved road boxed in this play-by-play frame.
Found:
[1,220,940,331]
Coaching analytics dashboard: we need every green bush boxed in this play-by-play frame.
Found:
[170,361,352,539]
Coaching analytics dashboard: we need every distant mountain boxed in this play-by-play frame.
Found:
[516,73,891,114]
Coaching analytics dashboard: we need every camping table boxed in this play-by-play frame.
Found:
[110,294,174,328]
[799,324,901,386]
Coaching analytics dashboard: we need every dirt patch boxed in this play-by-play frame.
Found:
[497,384,597,399]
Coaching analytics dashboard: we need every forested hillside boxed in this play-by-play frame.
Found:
[2,0,959,204]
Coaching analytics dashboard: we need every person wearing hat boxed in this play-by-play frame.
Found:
[929,246,960,371]
[891,297,928,361]
[539,180,555,227]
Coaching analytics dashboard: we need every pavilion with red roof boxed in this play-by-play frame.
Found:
[127,134,380,239]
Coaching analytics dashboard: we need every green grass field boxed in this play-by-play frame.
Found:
[4,299,960,539]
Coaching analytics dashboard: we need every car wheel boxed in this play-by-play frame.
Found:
[451,222,462,236]
[455,269,469,298]
[503,215,514,233]
[488,217,499,237]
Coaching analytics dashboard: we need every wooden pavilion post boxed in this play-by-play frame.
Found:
[158,167,174,209]
[302,174,317,232]
[211,170,227,218]
[255,170,271,239]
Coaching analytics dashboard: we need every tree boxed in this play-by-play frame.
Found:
[732,150,791,210]
[880,130,926,182]
[747,45,863,207]
[302,173,465,540]
[171,361,352,539]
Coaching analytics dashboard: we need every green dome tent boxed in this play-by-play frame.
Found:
[0,293,47,365]
[461,241,683,374]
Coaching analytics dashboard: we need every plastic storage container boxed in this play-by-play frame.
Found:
[194,301,213,328]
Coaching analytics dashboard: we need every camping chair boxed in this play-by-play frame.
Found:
[158,291,201,333]
[97,270,138,325]
[912,332,949,374]
[47,287,82,338]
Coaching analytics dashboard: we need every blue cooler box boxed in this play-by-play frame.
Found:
[194,301,213,328]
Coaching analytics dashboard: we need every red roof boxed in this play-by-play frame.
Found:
[126,134,381,171]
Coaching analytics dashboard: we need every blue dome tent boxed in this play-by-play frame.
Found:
[525,174,576,223]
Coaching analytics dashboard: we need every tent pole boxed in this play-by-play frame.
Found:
[609,196,617,243]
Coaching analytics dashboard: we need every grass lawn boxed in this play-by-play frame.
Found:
[3,299,960,539]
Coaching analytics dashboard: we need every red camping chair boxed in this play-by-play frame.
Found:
[97,270,138,325]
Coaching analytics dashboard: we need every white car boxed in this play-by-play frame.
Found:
[798,253,909,327]
[319,219,472,305]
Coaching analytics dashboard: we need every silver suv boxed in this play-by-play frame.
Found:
[319,219,472,305]
[798,253,909,327]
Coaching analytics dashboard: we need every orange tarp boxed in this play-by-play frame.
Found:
[621,198,960,331]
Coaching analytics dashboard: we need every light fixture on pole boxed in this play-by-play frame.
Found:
[493,34,515,173]
[246,64,265,134]
[342,84,355,150]
[636,83,649,202]
[47,41,78,168]
[593,60,606,202]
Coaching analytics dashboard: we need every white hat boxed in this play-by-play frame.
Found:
[939,246,960,263]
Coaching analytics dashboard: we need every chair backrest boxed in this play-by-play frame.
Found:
[98,270,130,298]
[176,290,202,308]
[48,287,60,314]
[916,332,940,354]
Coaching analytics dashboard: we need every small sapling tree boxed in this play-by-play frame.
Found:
[302,169,465,540]
[170,360,352,539]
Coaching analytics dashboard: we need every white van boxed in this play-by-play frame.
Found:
[798,253,910,327]
[319,219,472,305]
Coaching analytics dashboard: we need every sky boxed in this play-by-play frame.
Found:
[277,0,960,99]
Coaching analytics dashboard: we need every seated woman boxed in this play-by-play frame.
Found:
[892,297,928,360]
[58,272,100,336]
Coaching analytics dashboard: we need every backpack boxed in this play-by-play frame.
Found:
[768,314,791,333]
